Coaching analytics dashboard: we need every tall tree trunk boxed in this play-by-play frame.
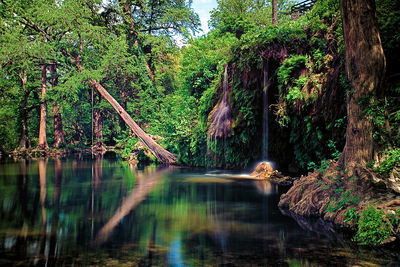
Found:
[18,70,30,150]
[340,0,386,168]
[50,64,65,148]
[88,79,177,164]
[37,64,49,150]
[93,108,105,150]
[272,0,278,26]
[19,96,30,150]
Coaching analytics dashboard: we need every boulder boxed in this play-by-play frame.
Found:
[251,161,295,186]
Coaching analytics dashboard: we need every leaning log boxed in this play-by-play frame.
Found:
[88,79,177,164]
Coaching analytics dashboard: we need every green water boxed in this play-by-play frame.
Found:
[0,158,398,266]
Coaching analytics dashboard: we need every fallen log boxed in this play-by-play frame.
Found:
[88,79,177,164]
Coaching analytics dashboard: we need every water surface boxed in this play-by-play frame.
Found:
[0,158,398,266]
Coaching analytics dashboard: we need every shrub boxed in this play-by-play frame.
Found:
[353,206,392,246]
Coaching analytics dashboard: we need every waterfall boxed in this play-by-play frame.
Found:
[262,63,270,160]
[207,65,233,167]
[208,65,233,138]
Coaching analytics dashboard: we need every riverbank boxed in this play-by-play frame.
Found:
[277,160,400,246]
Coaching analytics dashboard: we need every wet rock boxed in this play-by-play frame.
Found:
[251,161,295,186]
[252,161,274,175]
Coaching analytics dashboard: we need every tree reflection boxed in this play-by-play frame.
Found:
[95,166,173,244]
[48,157,62,266]
[38,158,48,265]
[0,160,397,266]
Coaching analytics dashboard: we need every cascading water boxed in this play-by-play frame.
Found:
[262,62,270,160]
[208,65,233,138]
[207,65,233,167]
[251,61,276,173]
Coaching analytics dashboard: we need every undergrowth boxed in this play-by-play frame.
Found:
[353,206,400,246]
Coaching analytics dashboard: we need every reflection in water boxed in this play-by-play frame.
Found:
[95,166,172,244]
[38,158,47,266]
[253,180,278,195]
[0,159,399,266]
[168,236,184,267]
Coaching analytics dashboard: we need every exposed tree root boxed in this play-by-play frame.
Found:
[279,161,400,229]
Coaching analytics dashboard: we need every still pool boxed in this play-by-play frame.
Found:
[0,158,399,266]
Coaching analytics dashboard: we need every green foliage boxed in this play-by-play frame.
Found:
[278,56,307,85]
[376,0,400,75]
[277,55,308,103]
[371,148,400,175]
[0,103,18,151]
[327,139,341,160]
[289,117,329,168]
[238,21,307,52]
[120,137,139,159]
[353,207,393,246]
[127,0,200,38]
[344,208,359,225]
[209,0,293,33]
[325,190,360,214]
[180,32,238,99]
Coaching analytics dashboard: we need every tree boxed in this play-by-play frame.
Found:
[272,0,278,26]
[119,0,200,38]
[37,64,49,150]
[339,0,386,168]
[50,63,65,148]
[0,3,41,151]
[209,0,291,31]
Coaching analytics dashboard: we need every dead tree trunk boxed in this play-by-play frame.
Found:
[340,0,386,168]
[88,79,177,164]
[50,64,65,148]
[61,46,177,164]
[37,64,49,150]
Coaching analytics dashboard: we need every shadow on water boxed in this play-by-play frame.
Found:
[0,158,399,266]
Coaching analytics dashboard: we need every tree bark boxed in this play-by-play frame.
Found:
[272,0,278,26]
[87,79,177,164]
[19,95,30,150]
[18,70,30,150]
[37,64,49,150]
[340,0,386,168]
[50,64,65,148]
[93,108,105,150]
